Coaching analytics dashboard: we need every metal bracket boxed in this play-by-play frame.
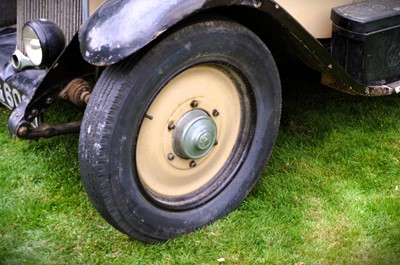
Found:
[16,120,82,140]
[366,80,400,96]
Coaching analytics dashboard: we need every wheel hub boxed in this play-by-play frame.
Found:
[136,66,242,198]
[173,110,217,159]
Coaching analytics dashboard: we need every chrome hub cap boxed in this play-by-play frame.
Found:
[173,110,217,159]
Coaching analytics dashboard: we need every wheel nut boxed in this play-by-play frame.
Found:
[168,122,176,130]
[190,160,197,168]
[190,100,199,108]
[212,109,220,117]
[167,153,175,161]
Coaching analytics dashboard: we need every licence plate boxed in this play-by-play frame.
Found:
[0,79,39,128]
[0,79,26,110]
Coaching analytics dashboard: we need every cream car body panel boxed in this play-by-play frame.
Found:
[89,0,105,15]
[276,0,363,38]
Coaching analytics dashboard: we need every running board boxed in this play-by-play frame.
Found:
[322,73,400,97]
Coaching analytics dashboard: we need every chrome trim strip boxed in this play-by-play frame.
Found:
[82,0,89,22]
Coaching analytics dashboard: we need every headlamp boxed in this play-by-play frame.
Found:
[22,19,66,67]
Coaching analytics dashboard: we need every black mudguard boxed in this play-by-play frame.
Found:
[78,0,255,66]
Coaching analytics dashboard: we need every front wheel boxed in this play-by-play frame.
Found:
[79,18,281,242]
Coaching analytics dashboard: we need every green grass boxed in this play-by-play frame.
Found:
[1,63,399,264]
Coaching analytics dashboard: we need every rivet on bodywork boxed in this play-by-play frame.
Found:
[46,96,54,105]
[190,160,197,168]
[31,109,39,116]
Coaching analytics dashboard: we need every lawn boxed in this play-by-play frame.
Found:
[0,62,399,264]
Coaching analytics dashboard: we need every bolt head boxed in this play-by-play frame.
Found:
[168,123,176,130]
[190,100,199,108]
[189,160,197,168]
[31,109,39,116]
[46,97,54,105]
[212,109,220,117]
[167,153,175,161]
[17,126,29,137]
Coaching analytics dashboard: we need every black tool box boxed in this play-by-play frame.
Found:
[331,0,400,86]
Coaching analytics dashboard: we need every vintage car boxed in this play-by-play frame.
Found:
[1,0,399,242]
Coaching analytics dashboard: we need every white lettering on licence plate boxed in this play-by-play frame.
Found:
[0,80,39,128]
[0,80,27,110]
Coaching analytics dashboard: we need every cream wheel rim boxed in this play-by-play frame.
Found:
[136,66,242,199]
